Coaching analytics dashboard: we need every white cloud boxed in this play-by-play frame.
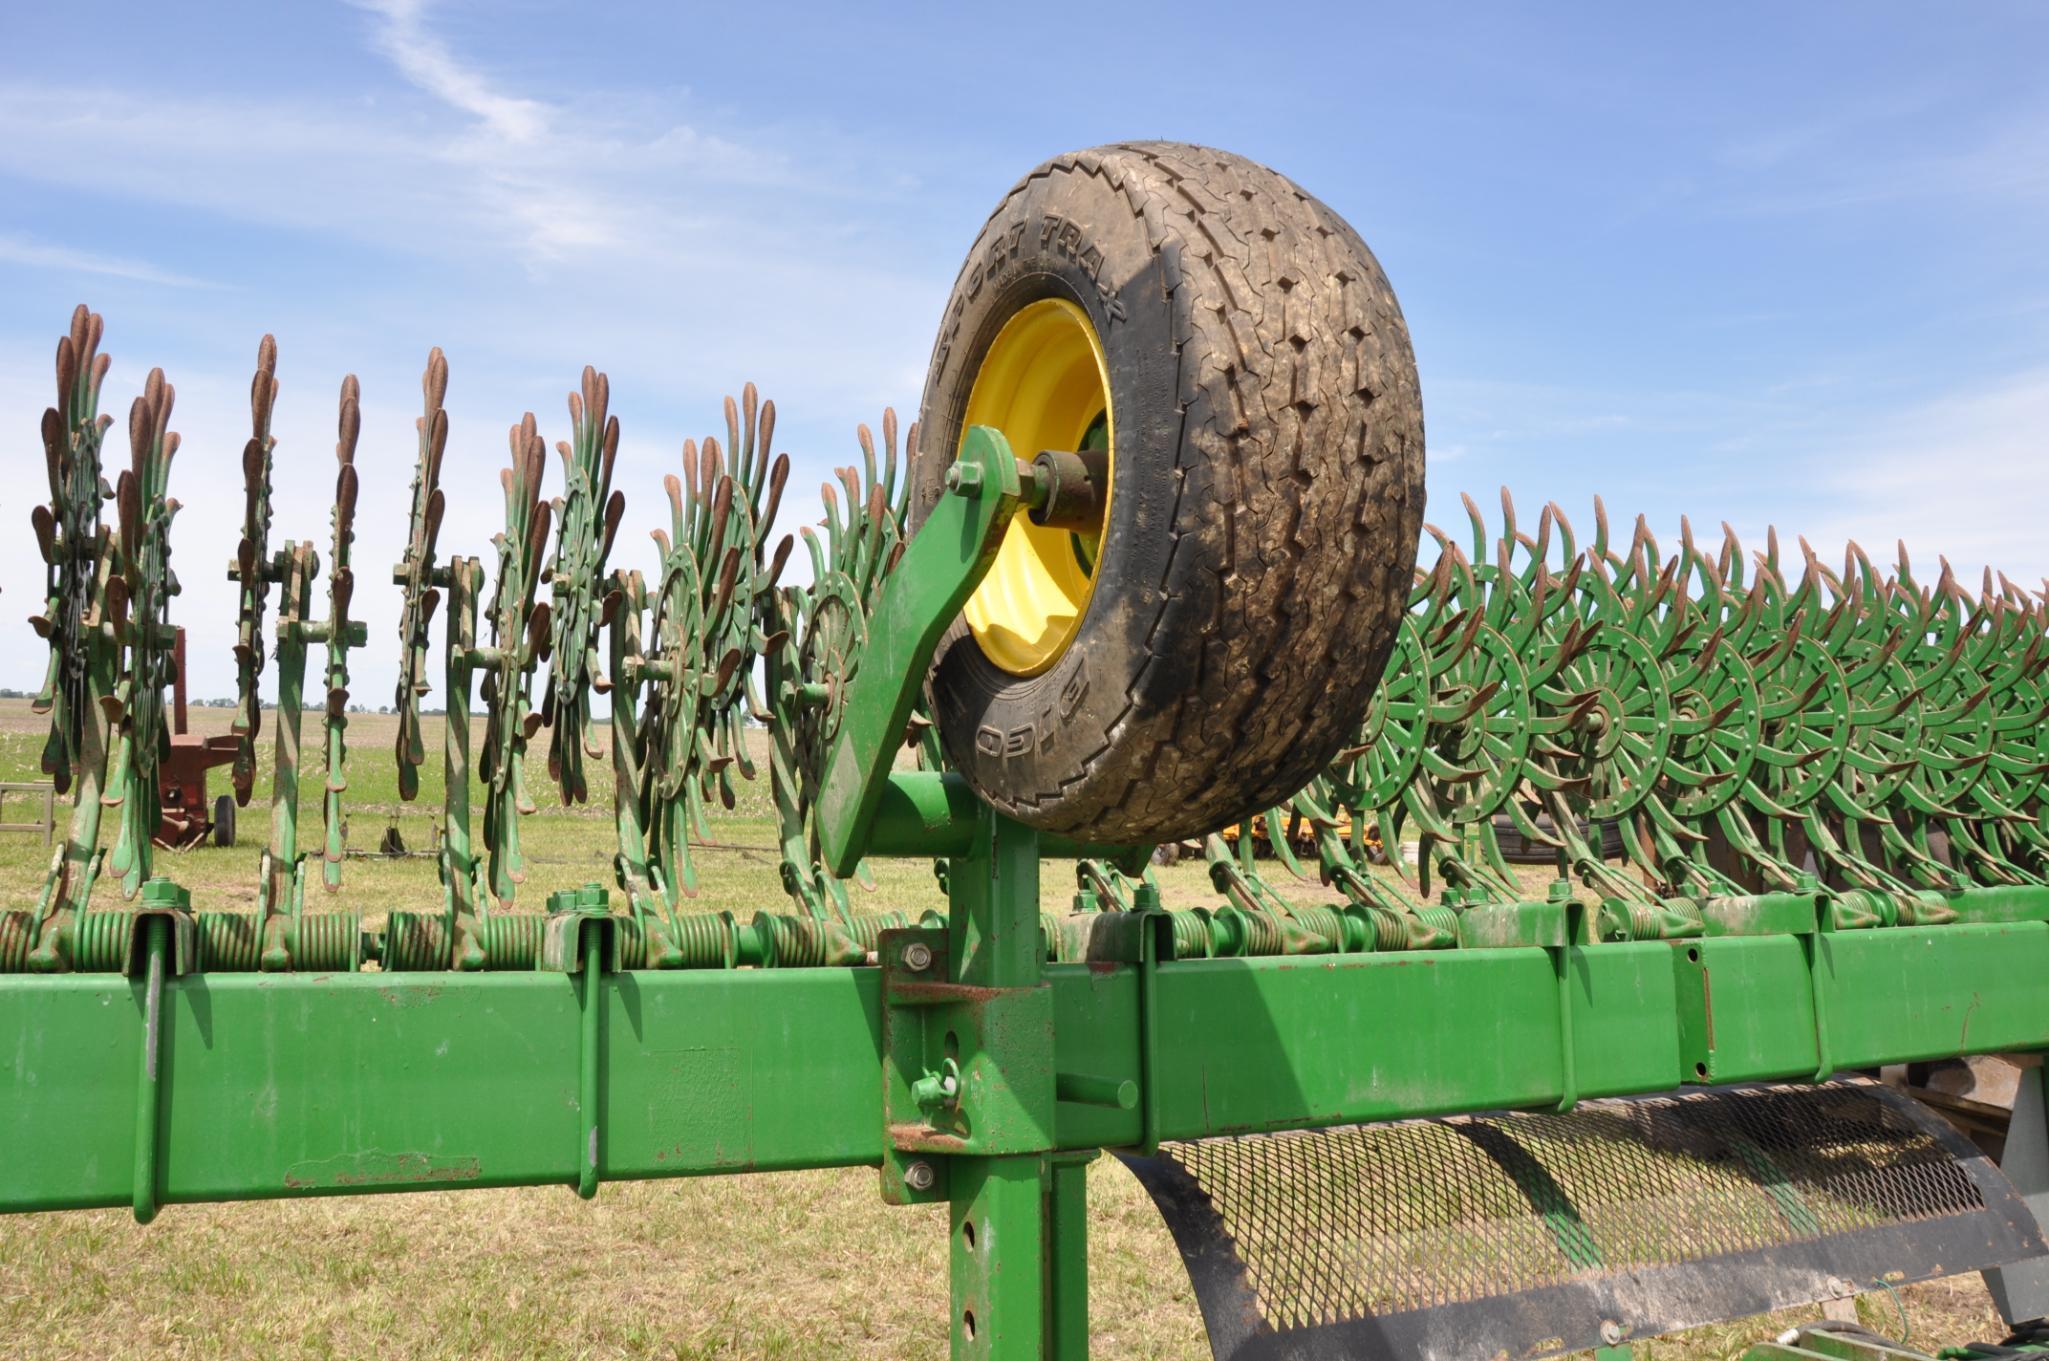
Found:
[0,0,948,699]
[0,233,214,289]
[1796,366,2049,589]
[353,0,550,143]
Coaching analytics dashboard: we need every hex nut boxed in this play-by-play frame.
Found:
[1600,1321,1623,1346]
[904,1161,937,1192]
[901,942,934,972]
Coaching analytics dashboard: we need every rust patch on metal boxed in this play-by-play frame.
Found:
[283,1149,481,1188]
[888,979,1006,1006]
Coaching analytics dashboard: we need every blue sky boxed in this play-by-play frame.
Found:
[2,2,2044,699]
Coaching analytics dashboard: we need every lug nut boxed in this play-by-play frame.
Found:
[904,1161,936,1192]
[901,942,934,972]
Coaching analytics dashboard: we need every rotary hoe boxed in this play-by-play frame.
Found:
[7,143,2049,1361]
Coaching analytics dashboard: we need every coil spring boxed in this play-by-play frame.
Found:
[380,912,547,970]
[0,911,31,972]
[195,912,262,969]
[1415,905,1459,943]
[846,911,913,952]
[380,912,448,971]
[1168,910,1212,960]
[612,916,651,969]
[754,913,869,968]
[72,911,135,972]
[1235,908,1286,956]
[757,913,830,967]
[480,914,545,969]
[1288,906,1352,951]
[676,912,734,966]
[295,913,360,971]
[194,913,358,971]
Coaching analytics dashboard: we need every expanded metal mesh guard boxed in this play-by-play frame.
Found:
[1122,1081,2045,1361]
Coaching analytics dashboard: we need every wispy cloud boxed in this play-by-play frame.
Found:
[0,1,946,699]
[0,232,214,288]
[1798,366,2049,587]
[353,0,550,143]
[0,1,855,271]
[1706,91,2049,219]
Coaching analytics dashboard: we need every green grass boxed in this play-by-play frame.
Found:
[0,699,2016,1358]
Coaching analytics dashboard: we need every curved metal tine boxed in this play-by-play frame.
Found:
[1517,568,1574,686]
[695,437,725,563]
[856,421,880,526]
[818,478,846,573]
[1806,811,1909,894]
[798,524,830,594]
[832,462,871,584]
[859,482,890,600]
[725,388,757,523]
[1488,518,1528,638]
[1712,803,1800,890]
[1757,525,1787,613]
[878,408,903,513]
[1261,806,1319,885]
[1621,513,1662,625]
[232,336,280,801]
[1591,495,1625,574]
[758,452,791,574]
[1881,809,1978,886]
[1411,533,1457,627]
[677,437,702,553]
[1460,491,1489,573]
[1942,817,2033,887]
[705,478,741,618]
[1398,787,1456,895]
[1499,792,1563,852]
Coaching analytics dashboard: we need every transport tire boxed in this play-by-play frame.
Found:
[912,142,1424,843]
[212,793,236,848]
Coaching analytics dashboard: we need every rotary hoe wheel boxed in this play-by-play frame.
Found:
[912,141,1426,844]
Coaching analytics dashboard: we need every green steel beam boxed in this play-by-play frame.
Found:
[9,921,2049,1217]
[0,964,881,1213]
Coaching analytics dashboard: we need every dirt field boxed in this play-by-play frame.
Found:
[0,698,2017,1358]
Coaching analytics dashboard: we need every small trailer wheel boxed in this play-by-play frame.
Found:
[913,142,1425,843]
[212,793,236,848]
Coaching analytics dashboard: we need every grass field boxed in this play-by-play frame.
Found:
[0,697,2016,1358]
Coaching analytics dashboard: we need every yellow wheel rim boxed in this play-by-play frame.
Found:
[958,298,1114,676]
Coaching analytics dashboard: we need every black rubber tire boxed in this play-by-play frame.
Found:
[212,793,236,848]
[912,142,1424,843]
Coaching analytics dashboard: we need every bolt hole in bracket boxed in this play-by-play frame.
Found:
[880,925,1068,1204]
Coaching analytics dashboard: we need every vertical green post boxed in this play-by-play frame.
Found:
[945,812,1086,1359]
[130,913,167,1224]
[442,558,483,968]
[576,919,603,1200]
[1048,1154,1092,1359]
[262,547,311,966]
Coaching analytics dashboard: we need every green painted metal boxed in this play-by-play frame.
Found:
[12,303,2049,1359]
[815,425,1025,879]
[12,872,2049,1212]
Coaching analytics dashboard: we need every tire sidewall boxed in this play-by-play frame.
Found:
[913,165,1179,825]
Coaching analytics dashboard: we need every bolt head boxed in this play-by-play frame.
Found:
[901,941,934,972]
[945,462,984,497]
[904,1161,936,1192]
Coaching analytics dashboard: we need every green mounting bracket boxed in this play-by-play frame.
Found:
[541,882,623,974]
[816,426,1025,879]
